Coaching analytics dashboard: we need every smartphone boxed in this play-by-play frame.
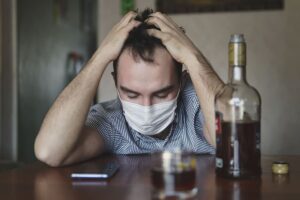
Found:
[71,162,119,179]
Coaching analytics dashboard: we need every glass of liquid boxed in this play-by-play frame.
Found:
[151,150,198,199]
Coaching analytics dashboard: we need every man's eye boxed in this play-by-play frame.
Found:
[155,94,168,99]
[127,94,138,99]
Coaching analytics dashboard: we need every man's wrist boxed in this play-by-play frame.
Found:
[184,50,207,72]
[87,48,111,71]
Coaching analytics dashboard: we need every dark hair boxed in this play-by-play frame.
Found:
[113,8,182,81]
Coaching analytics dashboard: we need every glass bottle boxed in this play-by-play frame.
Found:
[215,34,261,178]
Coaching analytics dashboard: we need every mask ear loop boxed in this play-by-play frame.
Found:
[116,88,126,101]
[115,88,121,100]
[175,81,182,99]
[117,90,122,100]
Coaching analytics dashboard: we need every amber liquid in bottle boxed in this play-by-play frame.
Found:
[215,34,261,178]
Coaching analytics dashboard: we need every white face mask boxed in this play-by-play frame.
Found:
[119,92,179,136]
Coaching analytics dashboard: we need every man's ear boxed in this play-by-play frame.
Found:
[111,71,117,87]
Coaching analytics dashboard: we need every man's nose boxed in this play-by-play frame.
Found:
[142,98,152,106]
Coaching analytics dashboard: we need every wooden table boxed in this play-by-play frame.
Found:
[0,155,299,200]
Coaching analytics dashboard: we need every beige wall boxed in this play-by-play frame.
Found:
[97,0,300,155]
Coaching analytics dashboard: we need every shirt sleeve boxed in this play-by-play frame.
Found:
[85,103,115,152]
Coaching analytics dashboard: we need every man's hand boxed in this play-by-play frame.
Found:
[146,12,225,146]
[95,11,141,65]
[146,12,200,66]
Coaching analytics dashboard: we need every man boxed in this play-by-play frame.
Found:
[34,9,225,167]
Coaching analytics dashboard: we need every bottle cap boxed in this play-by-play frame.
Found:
[230,34,245,43]
[272,161,289,174]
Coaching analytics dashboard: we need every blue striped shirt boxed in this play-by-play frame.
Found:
[85,75,215,154]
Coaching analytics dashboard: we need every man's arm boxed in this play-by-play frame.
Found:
[34,56,107,167]
[146,12,225,146]
[185,54,225,146]
[34,11,140,167]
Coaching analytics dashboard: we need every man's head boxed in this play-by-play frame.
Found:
[113,9,182,106]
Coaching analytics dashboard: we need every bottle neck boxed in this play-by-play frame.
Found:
[228,65,247,84]
[228,38,247,84]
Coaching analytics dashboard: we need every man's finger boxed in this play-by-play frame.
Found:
[150,12,178,30]
[119,20,141,36]
[147,29,172,42]
[146,16,173,33]
[118,11,138,28]
[124,20,141,31]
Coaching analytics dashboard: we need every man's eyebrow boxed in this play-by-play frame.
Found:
[120,85,175,95]
[120,86,140,94]
[153,85,175,94]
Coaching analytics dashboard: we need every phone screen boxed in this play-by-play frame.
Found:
[71,162,119,179]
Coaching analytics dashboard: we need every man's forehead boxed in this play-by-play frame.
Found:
[118,47,174,68]
[116,47,179,93]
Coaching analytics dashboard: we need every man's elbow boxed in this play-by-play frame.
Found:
[34,138,64,167]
